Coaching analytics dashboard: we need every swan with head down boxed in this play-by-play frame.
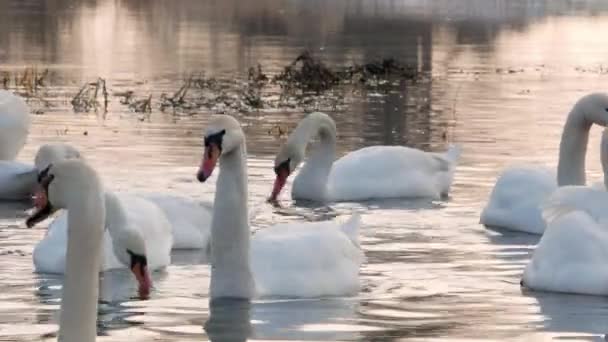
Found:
[481,93,608,234]
[26,159,105,342]
[270,112,461,202]
[197,115,363,300]
[29,147,171,299]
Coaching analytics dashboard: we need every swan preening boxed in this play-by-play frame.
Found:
[481,93,608,234]
[270,112,461,202]
[27,160,105,342]
[198,115,363,300]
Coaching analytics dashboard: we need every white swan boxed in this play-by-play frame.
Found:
[521,196,608,296]
[481,93,608,234]
[0,90,29,160]
[0,90,33,200]
[520,128,608,295]
[197,115,363,300]
[0,143,82,201]
[31,143,210,251]
[269,112,461,202]
[29,168,172,299]
[26,160,105,342]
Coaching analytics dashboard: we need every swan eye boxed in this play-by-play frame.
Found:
[204,129,226,148]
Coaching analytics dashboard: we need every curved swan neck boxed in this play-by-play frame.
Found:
[557,106,593,186]
[209,143,254,300]
[103,191,127,229]
[291,113,337,201]
[60,189,105,342]
[602,130,608,189]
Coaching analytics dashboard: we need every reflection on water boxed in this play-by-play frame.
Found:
[2,0,608,341]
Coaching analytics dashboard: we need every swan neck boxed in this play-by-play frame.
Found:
[557,107,592,186]
[292,115,337,201]
[59,194,105,342]
[602,131,608,189]
[209,143,254,300]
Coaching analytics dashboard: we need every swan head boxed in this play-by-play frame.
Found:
[35,143,82,171]
[104,198,152,300]
[575,93,608,126]
[26,160,102,228]
[270,142,303,201]
[197,115,244,182]
[114,234,151,299]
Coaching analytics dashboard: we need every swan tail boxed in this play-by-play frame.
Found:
[340,213,361,246]
[445,144,462,164]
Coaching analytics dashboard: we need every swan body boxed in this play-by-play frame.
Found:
[26,160,105,342]
[197,115,363,300]
[0,90,29,160]
[0,143,81,200]
[251,214,362,297]
[328,145,461,201]
[0,91,33,200]
[142,193,212,249]
[480,166,557,234]
[522,188,608,296]
[481,93,608,234]
[33,192,172,274]
[271,112,460,202]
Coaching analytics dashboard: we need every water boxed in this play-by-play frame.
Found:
[2,0,608,340]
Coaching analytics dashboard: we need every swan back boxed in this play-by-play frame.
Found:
[523,209,608,295]
[0,90,29,160]
[251,214,363,298]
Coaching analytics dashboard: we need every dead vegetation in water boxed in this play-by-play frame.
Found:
[1,52,424,117]
[1,67,54,114]
[71,78,109,113]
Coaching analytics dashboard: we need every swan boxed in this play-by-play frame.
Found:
[0,90,29,160]
[31,143,210,250]
[25,160,105,342]
[480,93,608,234]
[29,166,172,298]
[0,90,33,200]
[520,129,608,295]
[521,194,608,296]
[197,115,363,300]
[0,143,82,201]
[269,112,461,202]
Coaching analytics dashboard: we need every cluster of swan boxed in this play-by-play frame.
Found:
[0,89,464,341]
[6,85,608,339]
[481,93,608,296]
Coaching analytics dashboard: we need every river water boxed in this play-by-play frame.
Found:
[2,0,608,341]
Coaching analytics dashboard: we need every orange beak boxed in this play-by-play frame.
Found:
[131,263,152,300]
[197,143,220,182]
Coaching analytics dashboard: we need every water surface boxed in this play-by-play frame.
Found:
[2,0,608,341]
